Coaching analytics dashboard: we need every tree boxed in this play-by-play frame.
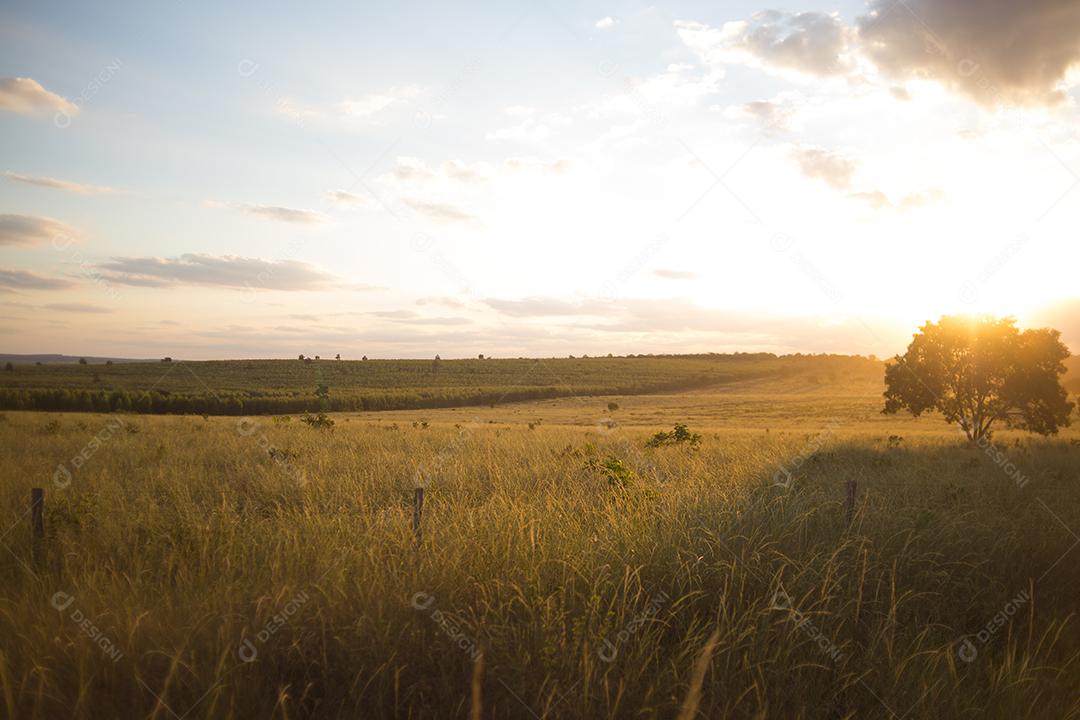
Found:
[3,362,12,372]
[335,353,341,360]
[298,354,305,361]
[78,357,88,365]
[883,315,1073,442]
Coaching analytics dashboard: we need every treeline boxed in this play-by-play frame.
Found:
[0,373,739,415]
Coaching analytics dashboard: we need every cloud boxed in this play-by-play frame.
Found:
[43,303,112,313]
[654,269,697,280]
[4,171,113,195]
[848,188,945,211]
[858,0,1080,106]
[417,296,467,309]
[676,12,851,79]
[95,254,341,290]
[596,16,616,30]
[324,190,372,207]
[402,198,477,224]
[0,268,75,291]
[0,77,78,116]
[441,160,485,184]
[369,309,472,326]
[387,157,489,184]
[889,86,911,101]
[394,157,436,181]
[340,85,421,119]
[848,190,892,210]
[208,202,325,224]
[790,146,856,189]
[503,157,574,175]
[488,118,552,143]
[0,214,80,247]
[734,100,793,130]
[484,297,615,317]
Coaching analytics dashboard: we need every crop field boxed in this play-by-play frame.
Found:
[2,368,1079,719]
[0,354,883,415]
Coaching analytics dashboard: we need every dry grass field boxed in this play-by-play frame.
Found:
[1,371,1079,719]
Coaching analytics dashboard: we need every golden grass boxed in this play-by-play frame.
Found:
[0,403,1078,718]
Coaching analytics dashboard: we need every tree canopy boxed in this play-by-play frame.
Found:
[883,315,1074,442]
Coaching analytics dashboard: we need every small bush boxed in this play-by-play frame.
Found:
[585,455,635,490]
[300,412,334,430]
[646,423,702,449]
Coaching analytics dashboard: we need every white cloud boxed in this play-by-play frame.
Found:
[0,214,81,246]
[4,171,113,195]
[488,113,571,143]
[654,269,697,280]
[595,16,616,30]
[324,190,372,207]
[0,77,77,116]
[790,146,856,189]
[402,198,477,224]
[340,85,421,119]
[96,254,343,290]
[207,201,325,224]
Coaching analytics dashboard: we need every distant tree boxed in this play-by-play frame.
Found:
[884,315,1073,442]
[335,353,341,360]
[315,355,320,360]
[362,355,368,361]
[161,357,172,363]
[3,362,12,372]
[105,360,113,366]
[478,353,484,360]
[35,361,42,366]
[435,354,441,360]
[298,354,305,361]
[78,357,88,365]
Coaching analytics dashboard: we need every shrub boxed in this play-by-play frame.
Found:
[300,412,334,430]
[585,455,635,490]
[646,423,702,449]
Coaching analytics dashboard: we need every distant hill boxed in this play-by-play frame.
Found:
[0,354,153,365]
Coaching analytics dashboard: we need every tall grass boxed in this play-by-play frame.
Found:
[0,411,1078,718]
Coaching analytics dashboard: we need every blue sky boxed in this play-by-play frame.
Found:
[2,0,1080,358]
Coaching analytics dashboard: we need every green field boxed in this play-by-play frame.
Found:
[0,353,884,415]
[1,364,1080,718]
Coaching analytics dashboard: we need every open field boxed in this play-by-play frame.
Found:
[0,354,883,415]
[2,373,1079,719]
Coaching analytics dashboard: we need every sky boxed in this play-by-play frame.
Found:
[2,0,1080,359]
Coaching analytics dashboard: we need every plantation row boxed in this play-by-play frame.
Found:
[0,377,746,415]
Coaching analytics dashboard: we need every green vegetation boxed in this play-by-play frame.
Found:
[645,423,703,449]
[0,353,883,415]
[885,315,1074,441]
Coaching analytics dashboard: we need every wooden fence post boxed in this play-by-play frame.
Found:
[413,487,424,544]
[31,487,44,565]
[845,479,856,527]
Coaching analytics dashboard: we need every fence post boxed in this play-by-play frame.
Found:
[31,487,44,565]
[845,479,856,527]
[413,487,424,544]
